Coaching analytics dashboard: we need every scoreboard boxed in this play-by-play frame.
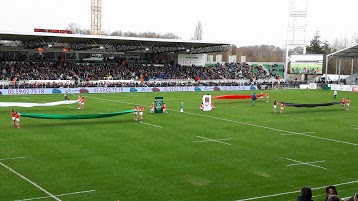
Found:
[34,28,73,34]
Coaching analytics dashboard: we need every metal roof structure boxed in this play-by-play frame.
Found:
[327,44,358,58]
[0,31,230,54]
[325,44,358,81]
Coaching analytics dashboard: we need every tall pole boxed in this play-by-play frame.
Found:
[285,0,308,80]
[91,0,102,35]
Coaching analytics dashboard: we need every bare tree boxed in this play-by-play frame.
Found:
[110,30,180,39]
[66,23,91,35]
[192,21,203,40]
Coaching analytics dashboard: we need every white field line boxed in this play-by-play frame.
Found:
[236,180,358,201]
[0,162,61,201]
[15,189,96,201]
[87,96,358,146]
[193,138,232,143]
[281,132,316,136]
[196,136,232,145]
[284,158,327,170]
[140,122,162,128]
[20,97,30,99]
[182,111,358,146]
[286,160,326,167]
[281,114,308,119]
[0,156,26,161]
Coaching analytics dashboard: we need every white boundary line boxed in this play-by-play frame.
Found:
[286,160,326,167]
[140,122,162,128]
[182,111,358,146]
[281,114,308,119]
[193,138,232,143]
[0,156,26,161]
[87,96,358,146]
[15,190,96,201]
[284,158,327,169]
[0,161,62,201]
[236,180,358,201]
[196,136,232,145]
[280,132,316,136]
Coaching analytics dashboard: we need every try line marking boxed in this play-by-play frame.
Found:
[236,180,358,201]
[87,96,358,146]
[194,136,232,145]
[15,190,96,201]
[0,161,62,201]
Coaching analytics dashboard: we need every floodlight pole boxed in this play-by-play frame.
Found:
[285,0,308,81]
[338,59,341,82]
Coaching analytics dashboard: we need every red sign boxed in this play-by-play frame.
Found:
[34,28,73,34]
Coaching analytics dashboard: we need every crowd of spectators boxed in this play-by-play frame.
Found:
[0,59,276,85]
[296,185,357,201]
[0,61,74,81]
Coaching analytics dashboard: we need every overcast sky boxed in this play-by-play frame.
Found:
[0,0,356,47]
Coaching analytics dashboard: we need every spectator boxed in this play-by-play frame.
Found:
[327,195,340,201]
[296,187,313,201]
[325,186,338,201]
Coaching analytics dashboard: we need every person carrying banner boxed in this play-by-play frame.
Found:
[134,105,139,121]
[280,102,285,114]
[139,105,144,122]
[11,109,16,127]
[252,93,257,106]
[162,103,168,113]
[150,103,155,113]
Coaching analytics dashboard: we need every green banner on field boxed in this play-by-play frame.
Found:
[154,97,163,113]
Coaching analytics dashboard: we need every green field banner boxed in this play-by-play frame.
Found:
[154,97,163,113]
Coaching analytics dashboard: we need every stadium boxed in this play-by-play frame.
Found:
[1,1,358,201]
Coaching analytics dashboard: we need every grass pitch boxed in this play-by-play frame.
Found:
[0,89,357,201]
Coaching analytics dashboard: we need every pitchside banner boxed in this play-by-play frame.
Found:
[178,54,207,66]
[0,86,257,95]
[290,54,323,75]
[154,97,163,113]
[202,95,212,111]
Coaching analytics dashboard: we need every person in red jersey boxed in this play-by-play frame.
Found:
[150,103,155,113]
[200,103,204,111]
[266,92,269,102]
[259,92,264,101]
[273,100,278,113]
[134,105,139,121]
[11,109,16,127]
[280,102,285,114]
[162,103,168,113]
[77,95,82,109]
[15,111,20,128]
[80,96,85,110]
[346,98,350,111]
[139,105,144,122]
[341,98,346,110]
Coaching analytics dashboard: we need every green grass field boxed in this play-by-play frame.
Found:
[1,89,357,201]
